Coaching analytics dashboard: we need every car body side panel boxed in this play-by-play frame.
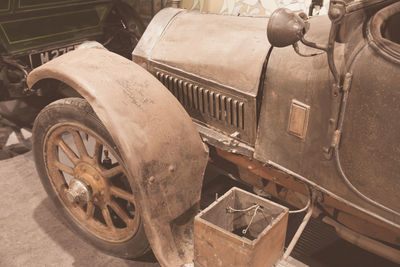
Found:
[255,14,400,226]
[27,47,209,267]
[339,46,400,213]
[255,15,334,170]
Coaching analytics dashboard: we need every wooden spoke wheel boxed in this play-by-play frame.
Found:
[33,98,149,259]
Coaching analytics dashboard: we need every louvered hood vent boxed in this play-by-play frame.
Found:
[156,71,245,129]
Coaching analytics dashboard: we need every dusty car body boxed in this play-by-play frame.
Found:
[0,0,318,101]
[27,0,400,266]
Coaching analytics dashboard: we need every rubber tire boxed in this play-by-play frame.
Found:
[32,97,150,259]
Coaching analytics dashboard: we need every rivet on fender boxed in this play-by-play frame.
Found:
[169,165,175,173]
[148,176,155,184]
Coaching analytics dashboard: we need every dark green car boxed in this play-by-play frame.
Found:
[0,0,165,101]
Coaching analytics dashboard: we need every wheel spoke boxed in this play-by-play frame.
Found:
[86,202,95,219]
[93,141,103,163]
[109,201,132,225]
[102,206,116,231]
[110,186,135,204]
[102,165,123,179]
[55,137,79,165]
[54,161,74,175]
[44,121,141,241]
[71,130,89,159]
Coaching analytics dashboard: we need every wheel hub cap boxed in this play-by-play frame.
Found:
[66,179,91,204]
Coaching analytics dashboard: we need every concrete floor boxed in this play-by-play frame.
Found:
[0,152,159,267]
[1,152,398,267]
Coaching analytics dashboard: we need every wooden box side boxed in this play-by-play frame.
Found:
[251,211,289,267]
[194,187,289,267]
[194,217,252,267]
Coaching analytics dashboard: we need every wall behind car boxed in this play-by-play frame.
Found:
[181,0,330,16]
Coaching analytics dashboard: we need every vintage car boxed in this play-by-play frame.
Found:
[0,0,318,103]
[26,0,400,266]
[0,0,167,101]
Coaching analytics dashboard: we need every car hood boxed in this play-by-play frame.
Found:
[133,8,271,97]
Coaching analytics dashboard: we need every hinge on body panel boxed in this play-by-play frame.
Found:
[331,130,342,148]
[323,73,352,159]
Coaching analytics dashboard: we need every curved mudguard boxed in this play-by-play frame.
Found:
[28,47,209,266]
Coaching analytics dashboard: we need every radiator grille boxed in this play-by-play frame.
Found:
[156,71,245,129]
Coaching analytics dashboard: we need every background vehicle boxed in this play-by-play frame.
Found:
[0,0,162,101]
[0,0,167,158]
[26,0,400,266]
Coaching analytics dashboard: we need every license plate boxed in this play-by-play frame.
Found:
[29,44,80,68]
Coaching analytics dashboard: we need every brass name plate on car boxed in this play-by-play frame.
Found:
[288,99,310,139]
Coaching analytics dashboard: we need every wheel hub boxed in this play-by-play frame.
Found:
[69,162,107,205]
[66,179,91,204]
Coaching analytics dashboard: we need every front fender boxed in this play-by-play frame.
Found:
[28,47,209,266]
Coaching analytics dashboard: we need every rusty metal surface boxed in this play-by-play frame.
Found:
[323,216,400,264]
[255,15,339,197]
[145,10,270,98]
[336,1,400,214]
[133,8,183,68]
[328,0,400,228]
[366,0,400,64]
[211,148,400,247]
[151,66,258,144]
[27,47,209,267]
[194,122,254,158]
[254,10,400,228]
[339,46,400,212]
[44,122,141,242]
[133,9,269,144]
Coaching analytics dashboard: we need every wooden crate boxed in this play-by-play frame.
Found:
[194,187,289,267]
